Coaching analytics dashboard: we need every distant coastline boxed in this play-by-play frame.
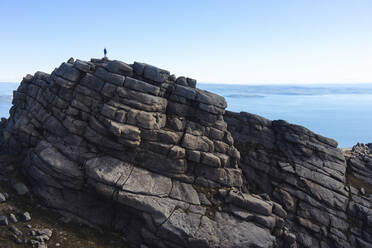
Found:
[198,83,372,148]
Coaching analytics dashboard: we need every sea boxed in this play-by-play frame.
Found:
[199,83,372,148]
[0,82,371,148]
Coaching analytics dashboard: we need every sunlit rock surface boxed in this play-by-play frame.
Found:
[1,57,371,248]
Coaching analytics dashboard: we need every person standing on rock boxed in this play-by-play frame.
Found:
[104,48,107,59]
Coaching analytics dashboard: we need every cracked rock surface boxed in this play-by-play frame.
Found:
[225,111,372,248]
[1,57,372,247]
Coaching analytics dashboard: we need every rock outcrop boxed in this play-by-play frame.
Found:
[1,57,372,248]
[225,111,372,248]
[346,143,372,187]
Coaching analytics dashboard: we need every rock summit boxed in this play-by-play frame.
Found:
[1,57,372,248]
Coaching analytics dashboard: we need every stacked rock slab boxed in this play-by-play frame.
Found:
[225,111,372,248]
[1,58,283,247]
[3,57,372,248]
[346,143,372,186]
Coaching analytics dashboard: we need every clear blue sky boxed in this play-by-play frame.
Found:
[0,0,371,84]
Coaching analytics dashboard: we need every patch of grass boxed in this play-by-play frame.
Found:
[193,185,229,221]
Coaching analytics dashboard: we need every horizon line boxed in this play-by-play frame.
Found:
[199,81,372,86]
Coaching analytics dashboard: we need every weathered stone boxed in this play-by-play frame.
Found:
[116,191,186,225]
[10,234,22,244]
[198,192,212,206]
[94,67,125,86]
[102,82,117,97]
[175,76,188,86]
[85,156,133,187]
[9,214,18,223]
[170,181,200,205]
[55,62,81,82]
[196,89,227,109]
[63,115,87,135]
[105,119,140,140]
[168,146,186,159]
[186,150,201,163]
[101,104,117,119]
[9,225,22,236]
[0,216,8,226]
[80,73,105,92]
[215,212,275,248]
[186,78,197,88]
[252,215,276,230]
[74,59,93,72]
[124,77,160,96]
[12,182,29,195]
[199,103,225,115]
[116,87,167,112]
[167,101,194,117]
[201,152,221,167]
[174,84,197,100]
[133,62,146,75]
[167,117,186,131]
[123,167,172,197]
[229,204,253,219]
[0,193,6,202]
[106,60,133,75]
[196,167,243,187]
[273,202,287,218]
[37,141,84,179]
[143,64,169,83]
[22,212,31,221]
[115,109,127,123]
[182,134,211,152]
[54,75,75,88]
[226,190,272,216]
[140,152,187,175]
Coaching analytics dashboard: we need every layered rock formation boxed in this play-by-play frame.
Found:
[1,57,371,248]
[225,112,372,248]
[346,143,372,187]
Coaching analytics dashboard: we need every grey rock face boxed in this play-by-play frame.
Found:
[105,60,133,76]
[23,212,31,221]
[346,143,372,185]
[1,57,261,248]
[2,57,372,248]
[143,64,170,83]
[0,192,6,202]
[55,62,81,82]
[0,216,8,226]
[9,213,18,223]
[9,225,22,236]
[224,111,372,248]
[12,182,29,195]
[175,77,197,88]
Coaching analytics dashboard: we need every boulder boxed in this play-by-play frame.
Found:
[12,182,29,195]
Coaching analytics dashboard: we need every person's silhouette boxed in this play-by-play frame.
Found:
[104,48,107,58]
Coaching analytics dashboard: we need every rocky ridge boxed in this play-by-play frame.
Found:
[0,57,371,247]
[225,111,372,248]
